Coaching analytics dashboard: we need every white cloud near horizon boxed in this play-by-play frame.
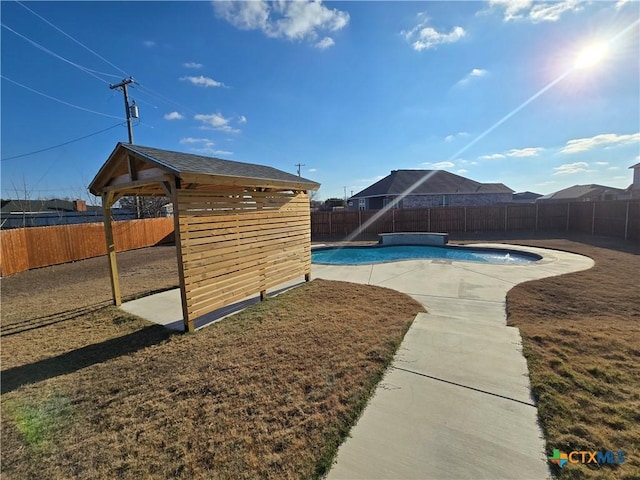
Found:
[401,14,466,51]
[422,161,455,169]
[479,153,506,160]
[506,147,544,157]
[488,0,582,22]
[212,0,349,48]
[560,132,640,154]
[238,115,247,124]
[457,169,469,174]
[553,162,589,175]
[164,111,184,120]
[183,62,203,69]
[180,75,225,88]
[194,113,241,133]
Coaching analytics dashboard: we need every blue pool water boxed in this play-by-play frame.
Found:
[312,245,540,265]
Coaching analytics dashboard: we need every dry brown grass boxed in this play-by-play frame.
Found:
[1,251,424,480]
[459,234,640,480]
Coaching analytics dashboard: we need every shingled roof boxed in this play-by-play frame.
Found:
[537,184,627,201]
[351,170,513,198]
[90,143,319,195]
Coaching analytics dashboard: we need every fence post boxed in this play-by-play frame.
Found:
[591,202,596,235]
[358,210,362,230]
[566,202,570,232]
[428,208,431,232]
[328,212,332,237]
[624,201,630,240]
[504,205,508,232]
[464,207,467,233]
[392,208,395,233]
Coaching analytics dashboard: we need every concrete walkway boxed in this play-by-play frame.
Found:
[313,244,594,480]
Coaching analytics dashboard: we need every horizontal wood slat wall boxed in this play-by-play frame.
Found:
[177,189,311,321]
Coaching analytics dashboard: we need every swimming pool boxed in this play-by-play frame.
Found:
[311,245,541,265]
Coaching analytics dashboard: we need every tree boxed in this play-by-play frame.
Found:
[117,196,170,218]
[322,198,346,211]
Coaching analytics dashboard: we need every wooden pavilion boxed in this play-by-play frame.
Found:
[90,143,320,332]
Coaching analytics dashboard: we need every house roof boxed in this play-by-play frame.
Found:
[537,184,627,201]
[512,191,542,202]
[350,170,513,198]
[90,143,320,195]
[0,199,100,213]
[630,162,640,169]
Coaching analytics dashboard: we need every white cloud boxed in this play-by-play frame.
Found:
[553,162,589,175]
[616,0,630,9]
[445,132,469,142]
[143,40,156,47]
[561,133,640,154]
[180,137,210,144]
[535,180,557,187]
[315,36,335,49]
[164,111,184,120]
[607,166,620,171]
[594,161,609,166]
[506,147,544,157]
[213,1,349,47]
[238,115,247,124]
[479,153,506,160]
[308,168,317,173]
[183,62,203,69]
[401,14,466,51]
[457,169,468,174]
[489,0,581,22]
[457,68,488,86]
[180,75,225,88]
[194,113,241,133]
[529,0,582,22]
[423,161,455,169]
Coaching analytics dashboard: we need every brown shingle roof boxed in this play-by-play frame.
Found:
[351,170,513,198]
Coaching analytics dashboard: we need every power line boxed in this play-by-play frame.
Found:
[1,122,125,162]
[1,75,123,120]
[1,22,113,84]
[16,1,130,78]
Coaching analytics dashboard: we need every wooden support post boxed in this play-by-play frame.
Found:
[102,192,121,306]
[305,273,311,282]
[260,290,267,301]
[170,180,193,332]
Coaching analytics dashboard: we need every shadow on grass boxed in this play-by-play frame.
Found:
[1,325,175,395]
[1,303,112,337]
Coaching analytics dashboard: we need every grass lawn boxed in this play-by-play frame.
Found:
[1,275,424,479]
[462,235,639,480]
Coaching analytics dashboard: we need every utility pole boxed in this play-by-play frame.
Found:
[343,186,347,204]
[109,77,135,144]
[295,163,305,177]
[109,77,141,218]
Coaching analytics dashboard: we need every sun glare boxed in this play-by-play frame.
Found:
[574,42,609,69]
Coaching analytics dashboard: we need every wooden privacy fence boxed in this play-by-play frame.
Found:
[311,200,640,241]
[0,217,174,277]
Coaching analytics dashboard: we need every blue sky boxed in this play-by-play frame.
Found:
[1,1,639,202]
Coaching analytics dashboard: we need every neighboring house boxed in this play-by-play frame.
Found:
[536,184,629,203]
[511,191,542,203]
[629,162,640,199]
[348,169,513,210]
[0,198,133,229]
